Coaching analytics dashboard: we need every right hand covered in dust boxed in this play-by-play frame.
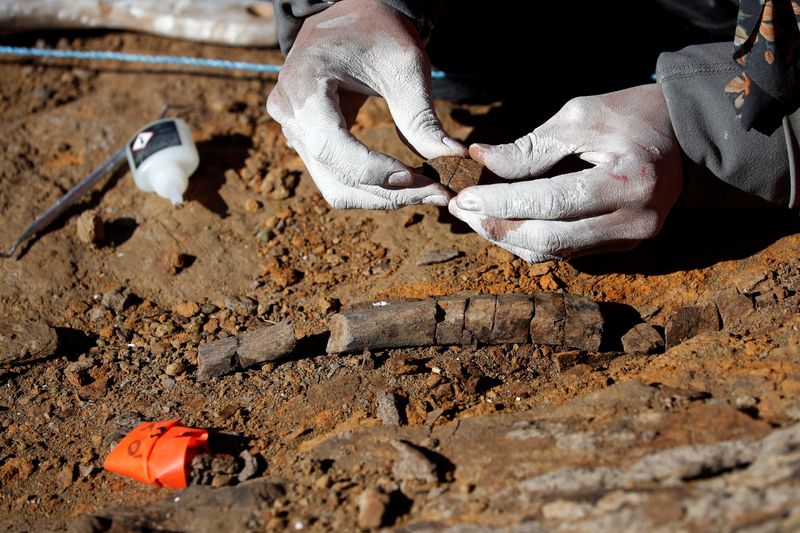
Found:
[266,0,466,210]
[448,84,684,262]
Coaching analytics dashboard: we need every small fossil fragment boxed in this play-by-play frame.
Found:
[422,156,489,192]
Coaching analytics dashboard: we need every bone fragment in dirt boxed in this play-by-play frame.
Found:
[422,156,488,193]
[665,302,721,348]
[197,336,239,380]
[435,297,469,345]
[464,295,497,344]
[197,321,296,379]
[236,321,296,369]
[326,292,604,354]
[529,293,565,347]
[325,300,438,354]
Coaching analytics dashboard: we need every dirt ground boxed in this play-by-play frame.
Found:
[2,31,800,532]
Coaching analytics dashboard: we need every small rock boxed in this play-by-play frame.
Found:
[621,323,665,354]
[755,287,789,308]
[88,307,107,322]
[244,198,261,213]
[173,301,200,318]
[57,463,77,489]
[189,453,214,485]
[712,288,754,328]
[78,464,99,480]
[314,473,331,490]
[527,262,553,277]
[163,246,191,275]
[665,302,721,348]
[0,320,58,364]
[211,474,235,487]
[256,228,275,243]
[376,391,402,426]
[224,295,257,316]
[260,168,299,200]
[101,289,131,313]
[237,450,259,482]
[77,368,111,400]
[357,488,390,529]
[200,303,219,315]
[416,248,461,266]
[65,358,96,387]
[552,350,583,372]
[164,361,184,377]
[391,440,437,483]
[76,210,104,246]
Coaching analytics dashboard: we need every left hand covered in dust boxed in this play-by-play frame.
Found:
[448,84,684,262]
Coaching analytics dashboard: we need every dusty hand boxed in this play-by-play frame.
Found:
[266,0,465,209]
[449,84,683,262]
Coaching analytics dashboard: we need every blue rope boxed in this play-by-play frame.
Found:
[0,45,448,79]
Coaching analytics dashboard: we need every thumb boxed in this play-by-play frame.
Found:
[383,78,467,159]
[469,121,575,180]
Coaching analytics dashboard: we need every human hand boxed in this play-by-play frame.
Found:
[266,0,466,210]
[448,84,683,262]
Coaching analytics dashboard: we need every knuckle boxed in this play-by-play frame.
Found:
[561,96,590,123]
[512,134,536,160]
[407,107,441,135]
[305,133,336,166]
[266,91,290,123]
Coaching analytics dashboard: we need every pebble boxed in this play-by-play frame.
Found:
[621,323,665,355]
[173,301,200,318]
[76,210,104,246]
[65,358,96,387]
[56,463,77,489]
[164,361,185,377]
[0,320,58,364]
[357,488,389,529]
[211,474,235,487]
[391,440,437,483]
[163,246,191,275]
[224,295,257,316]
[237,450,259,482]
[244,198,261,213]
[416,248,461,266]
[713,288,754,328]
[376,391,402,426]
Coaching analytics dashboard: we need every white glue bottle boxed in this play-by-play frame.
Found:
[125,117,199,205]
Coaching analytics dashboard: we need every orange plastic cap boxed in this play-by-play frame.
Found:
[103,420,209,489]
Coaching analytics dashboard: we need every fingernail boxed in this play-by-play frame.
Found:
[469,143,490,163]
[422,195,448,206]
[388,171,412,186]
[456,192,482,211]
[443,137,466,153]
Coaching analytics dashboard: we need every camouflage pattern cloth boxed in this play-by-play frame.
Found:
[727,0,800,131]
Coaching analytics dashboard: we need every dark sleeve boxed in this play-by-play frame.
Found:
[274,0,444,54]
[656,42,799,208]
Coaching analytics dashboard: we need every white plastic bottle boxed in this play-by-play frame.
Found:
[125,117,199,205]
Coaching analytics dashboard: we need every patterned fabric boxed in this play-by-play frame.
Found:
[727,0,800,131]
